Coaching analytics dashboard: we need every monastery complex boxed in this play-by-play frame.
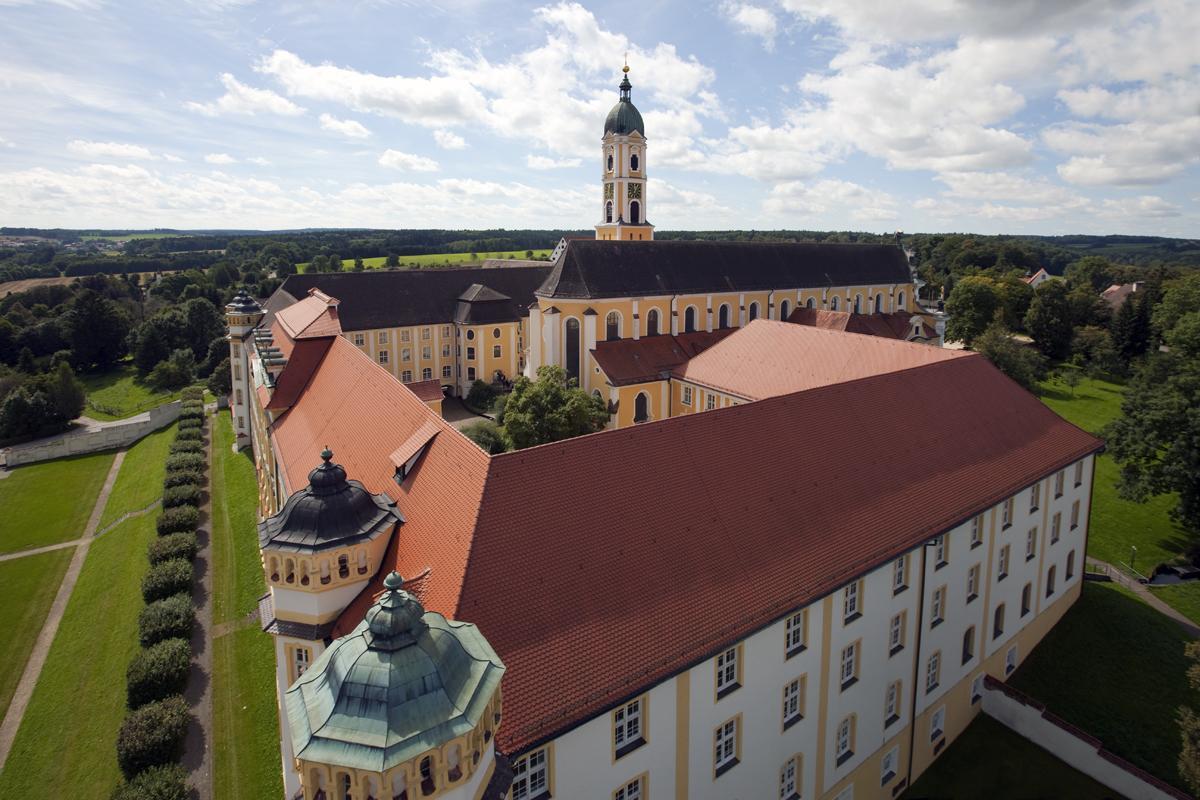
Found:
[224,67,1102,800]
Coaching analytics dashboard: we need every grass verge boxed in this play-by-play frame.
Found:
[97,422,176,528]
[210,412,264,626]
[1009,581,1197,791]
[904,714,1118,799]
[0,513,155,799]
[79,364,203,421]
[0,548,74,721]
[0,450,115,553]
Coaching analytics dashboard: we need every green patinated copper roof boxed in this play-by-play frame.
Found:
[604,72,644,137]
[285,572,505,772]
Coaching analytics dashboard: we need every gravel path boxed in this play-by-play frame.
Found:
[0,449,126,772]
[183,415,215,800]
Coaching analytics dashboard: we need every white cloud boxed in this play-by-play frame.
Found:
[205,153,238,164]
[161,153,184,163]
[0,137,14,148]
[765,179,899,221]
[246,156,271,165]
[318,113,372,139]
[186,73,305,117]
[67,139,157,160]
[1045,117,1200,186]
[433,129,467,150]
[1099,195,1182,218]
[935,171,1086,206]
[526,154,582,169]
[722,2,778,50]
[378,149,439,172]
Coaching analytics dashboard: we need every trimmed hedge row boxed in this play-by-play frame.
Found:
[165,453,204,472]
[163,469,203,489]
[111,763,188,800]
[168,439,203,455]
[156,506,198,536]
[148,532,198,565]
[173,427,202,442]
[162,484,200,509]
[142,559,193,603]
[127,638,191,708]
[138,593,195,646]
[116,696,190,777]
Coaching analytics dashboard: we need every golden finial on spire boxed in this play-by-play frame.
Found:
[623,52,629,73]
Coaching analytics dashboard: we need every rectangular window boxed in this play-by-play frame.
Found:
[1055,470,1065,498]
[931,706,946,741]
[1021,583,1032,616]
[401,370,413,383]
[888,612,905,656]
[682,385,693,406]
[1067,550,1076,580]
[1071,500,1080,530]
[840,642,858,690]
[422,346,431,360]
[493,345,502,358]
[967,564,980,602]
[884,681,901,726]
[714,717,739,776]
[1006,645,1018,675]
[1026,528,1037,561]
[401,348,412,362]
[970,515,983,548]
[893,555,908,594]
[782,677,804,729]
[400,329,411,342]
[377,331,389,345]
[931,587,946,628]
[467,367,476,381]
[998,545,1010,580]
[466,346,476,360]
[441,365,452,378]
[1074,460,1084,487]
[421,327,431,340]
[780,756,800,799]
[933,535,948,568]
[613,698,645,758]
[441,344,451,358]
[1002,497,1014,528]
[378,351,389,365]
[353,333,365,346]
[1051,512,1061,544]
[511,748,549,800]
[716,646,740,699]
[292,646,310,681]
[614,776,643,800]
[1030,482,1040,512]
[442,325,451,337]
[971,673,985,704]
[843,581,861,622]
[705,393,716,411]
[835,716,855,765]
[785,610,807,657]
[926,651,941,694]
[881,747,899,785]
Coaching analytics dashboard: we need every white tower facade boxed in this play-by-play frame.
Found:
[595,66,654,242]
[224,289,264,449]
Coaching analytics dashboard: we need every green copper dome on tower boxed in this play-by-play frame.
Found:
[603,65,644,136]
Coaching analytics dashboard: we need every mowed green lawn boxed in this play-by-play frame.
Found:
[0,450,114,553]
[1010,581,1198,790]
[905,714,1119,800]
[210,411,282,799]
[0,513,156,799]
[80,364,186,421]
[97,422,176,528]
[297,249,552,272]
[0,548,74,722]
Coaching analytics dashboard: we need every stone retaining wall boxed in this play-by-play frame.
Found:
[1,400,181,468]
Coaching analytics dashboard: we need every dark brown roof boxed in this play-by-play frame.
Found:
[405,379,444,402]
[788,306,936,340]
[276,266,552,331]
[591,330,735,385]
[537,239,913,299]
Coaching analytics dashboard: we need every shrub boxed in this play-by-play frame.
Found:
[110,763,188,800]
[138,593,194,646]
[115,695,190,777]
[141,558,193,602]
[168,440,203,455]
[180,387,203,402]
[177,417,201,431]
[163,469,203,489]
[465,379,497,411]
[179,402,204,416]
[156,506,198,536]
[165,453,205,472]
[173,427,202,442]
[162,484,200,509]
[148,532,198,565]
[127,638,191,708]
[462,420,509,454]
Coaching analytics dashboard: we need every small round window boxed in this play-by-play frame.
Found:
[466,329,475,341]
[631,152,639,171]
[492,327,501,339]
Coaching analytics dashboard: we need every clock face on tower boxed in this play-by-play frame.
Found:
[604,183,614,200]
[627,183,642,200]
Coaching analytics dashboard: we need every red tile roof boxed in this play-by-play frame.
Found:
[676,319,964,400]
[275,289,342,340]
[405,378,445,403]
[591,330,735,386]
[787,306,935,340]
[270,324,1101,759]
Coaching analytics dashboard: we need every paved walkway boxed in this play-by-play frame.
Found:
[183,415,215,800]
[1088,557,1200,638]
[0,449,126,772]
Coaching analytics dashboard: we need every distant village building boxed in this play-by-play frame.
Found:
[1022,268,1052,288]
[228,65,1101,800]
[1101,281,1145,310]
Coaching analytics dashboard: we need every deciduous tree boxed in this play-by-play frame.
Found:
[944,276,1000,345]
[501,365,608,450]
[1024,281,1074,360]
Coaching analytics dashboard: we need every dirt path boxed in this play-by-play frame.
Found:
[182,416,215,800]
[0,500,161,564]
[1088,557,1200,638]
[0,449,126,772]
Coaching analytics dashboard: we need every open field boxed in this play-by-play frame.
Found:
[297,249,553,272]
[0,450,114,553]
[0,513,155,799]
[80,232,185,241]
[0,548,74,722]
[79,364,189,420]
[210,411,283,798]
[97,421,175,528]
[904,713,1119,799]
[1010,581,1197,791]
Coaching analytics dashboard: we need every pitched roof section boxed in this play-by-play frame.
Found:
[675,319,963,401]
[788,307,936,340]
[537,239,913,300]
[275,289,342,340]
[404,379,445,403]
[276,267,552,331]
[591,330,735,386]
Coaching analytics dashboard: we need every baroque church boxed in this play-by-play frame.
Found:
[226,67,1099,800]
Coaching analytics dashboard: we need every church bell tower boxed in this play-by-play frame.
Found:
[595,63,653,241]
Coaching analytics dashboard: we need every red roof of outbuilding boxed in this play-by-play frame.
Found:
[405,378,445,403]
[591,330,734,386]
[787,306,935,340]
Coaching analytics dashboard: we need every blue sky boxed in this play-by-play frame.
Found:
[0,0,1196,235]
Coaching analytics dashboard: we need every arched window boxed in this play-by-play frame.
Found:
[962,626,975,664]
[631,151,639,171]
[338,555,349,579]
[684,306,697,333]
[897,291,906,310]
[605,201,613,223]
[420,756,436,795]
[779,299,790,320]
[269,556,280,582]
[1066,551,1076,579]
[634,392,649,423]
[447,743,463,782]
[320,561,330,585]
[806,297,816,309]
[854,294,862,314]
[606,311,620,341]
[422,367,432,380]
[1046,565,1057,597]
[338,772,352,800]
[993,603,1005,639]
[357,550,368,575]
[748,302,759,321]
[717,304,731,329]
[606,150,614,172]
[646,308,660,336]
[565,318,581,384]
[830,296,840,311]
[874,294,883,313]
[629,200,640,225]
[285,559,295,584]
